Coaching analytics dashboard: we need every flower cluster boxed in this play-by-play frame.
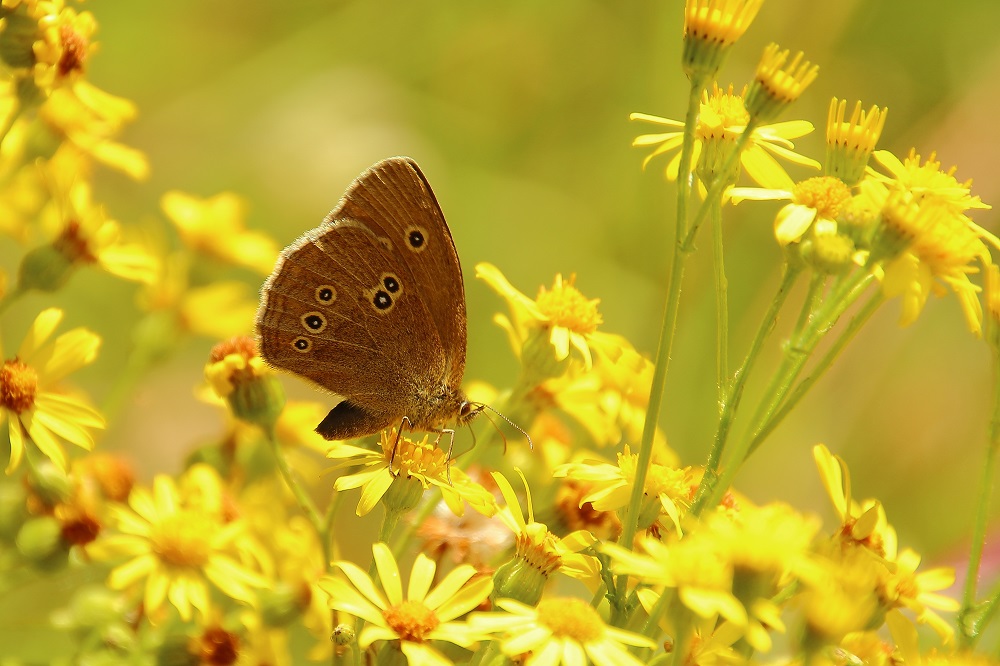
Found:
[0,1,997,665]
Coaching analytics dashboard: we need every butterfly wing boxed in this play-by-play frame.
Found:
[256,217,448,437]
[327,157,467,386]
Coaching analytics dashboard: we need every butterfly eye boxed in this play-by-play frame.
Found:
[292,336,311,352]
[315,285,336,304]
[404,225,428,253]
[301,312,327,333]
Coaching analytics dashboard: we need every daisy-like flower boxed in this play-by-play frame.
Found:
[138,251,261,342]
[554,445,695,536]
[19,177,158,293]
[870,149,993,221]
[95,465,270,622]
[161,190,279,275]
[205,335,286,430]
[603,535,746,628]
[477,262,612,370]
[2,0,97,91]
[879,545,959,644]
[327,429,498,518]
[744,43,819,124]
[731,175,853,247]
[826,98,888,186]
[320,541,493,666]
[813,444,889,557]
[490,470,600,604]
[632,83,819,191]
[39,84,150,181]
[470,596,656,666]
[0,308,103,473]
[682,0,764,79]
[865,182,992,335]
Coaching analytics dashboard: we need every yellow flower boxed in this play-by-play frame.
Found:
[20,178,158,292]
[744,43,819,124]
[866,182,991,335]
[0,308,103,473]
[682,0,764,79]
[205,335,286,431]
[870,149,993,220]
[731,176,853,247]
[603,535,746,627]
[477,262,611,370]
[879,547,958,644]
[137,251,260,341]
[632,83,819,191]
[320,541,492,665]
[554,445,694,536]
[490,470,600,604]
[15,0,96,91]
[826,98,888,186]
[38,84,150,180]
[161,190,279,275]
[327,429,498,518]
[96,465,269,622]
[813,444,889,557]
[470,596,656,666]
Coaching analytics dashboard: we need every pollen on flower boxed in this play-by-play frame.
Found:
[793,177,852,221]
[198,626,240,666]
[380,431,450,479]
[537,597,603,643]
[536,274,602,334]
[382,600,439,642]
[53,220,98,265]
[57,24,88,77]
[149,511,214,567]
[699,84,750,138]
[0,359,38,413]
[209,335,258,364]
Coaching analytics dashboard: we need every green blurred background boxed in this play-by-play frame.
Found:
[27,0,1000,564]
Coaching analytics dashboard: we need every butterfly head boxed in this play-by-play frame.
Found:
[458,400,486,427]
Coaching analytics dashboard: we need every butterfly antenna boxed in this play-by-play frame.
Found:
[479,403,533,451]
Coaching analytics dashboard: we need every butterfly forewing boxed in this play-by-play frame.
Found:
[257,219,447,412]
[328,158,468,385]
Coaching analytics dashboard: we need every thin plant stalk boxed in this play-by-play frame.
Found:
[711,197,729,413]
[693,263,801,510]
[959,338,1000,647]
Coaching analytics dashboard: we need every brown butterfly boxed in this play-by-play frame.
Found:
[255,157,481,447]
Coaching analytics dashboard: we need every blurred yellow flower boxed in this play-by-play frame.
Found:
[161,190,279,275]
[477,262,615,370]
[470,596,656,666]
[632,83,819,191]
[0,307,103,473]
[321,541,492,666]
[97,465,269,622]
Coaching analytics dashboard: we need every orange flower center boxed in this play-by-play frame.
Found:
[382,600,439,642]
[58,24,89,77]
[536,597,603,643]
[199,626,240,666]
[53,220,97,264]
[0,359,38,414]
[209,336,257,364]
[536,274,602,334]
[150,510,214,567]
[792,176,851,220]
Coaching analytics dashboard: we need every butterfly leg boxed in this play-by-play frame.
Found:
[388,416,413,477]
[431,428,456,486]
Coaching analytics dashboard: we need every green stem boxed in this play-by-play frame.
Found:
[692,263,800,512]
[711,197,729,414]
[615,74,707,621]
[747,290,884,458]
[697,271,875,513]
[264,426,325,543]
[0,285,25,317]
[959,340,1000,647]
